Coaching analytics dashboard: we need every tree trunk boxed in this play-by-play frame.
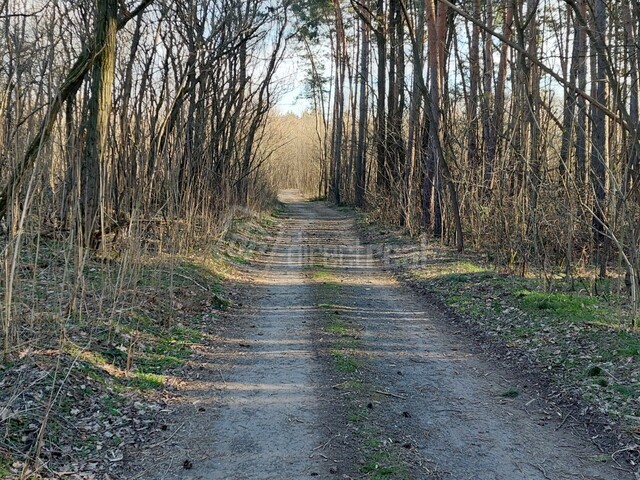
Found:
[82,0,118,247]
[486,0,513,192]
[354,12,369,208]
[403,0,425,228]
[467,0,481,170]
[330,0,346,204]
[591,0,608,277]
[374,0,388,191]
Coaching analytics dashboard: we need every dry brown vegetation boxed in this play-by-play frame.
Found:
[3,0,640,476]
[0,0,287,475]
[295,0,640,323]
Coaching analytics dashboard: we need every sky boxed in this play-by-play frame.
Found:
[274,54,310,116]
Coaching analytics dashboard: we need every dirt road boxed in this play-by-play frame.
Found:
[132,191,631,479]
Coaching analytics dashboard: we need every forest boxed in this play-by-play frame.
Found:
[2,0,640,477]
[291,0,640,302]
[3,0,640,355]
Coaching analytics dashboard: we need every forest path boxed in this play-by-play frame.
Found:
[132,191,630,479]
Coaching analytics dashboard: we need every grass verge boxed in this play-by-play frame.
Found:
[356,213,640,450]
[0,210,278,479]
[312,264,410,479]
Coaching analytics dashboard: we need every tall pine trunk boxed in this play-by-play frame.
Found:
[354,13,369,208]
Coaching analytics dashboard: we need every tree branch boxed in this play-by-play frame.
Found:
[0,0,155,220]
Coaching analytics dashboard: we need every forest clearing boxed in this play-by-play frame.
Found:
[2,0,640,478]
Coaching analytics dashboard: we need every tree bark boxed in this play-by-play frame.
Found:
[81,0,118,247]
[354,11,369,208]
[591,0,608,277]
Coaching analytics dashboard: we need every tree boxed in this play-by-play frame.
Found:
[354,4,369,208]
[82,0,118,247]
[329,0,347,204]
[590,0,608,277]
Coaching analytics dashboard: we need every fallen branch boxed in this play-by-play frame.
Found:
[611,444,640,461]
[530,462,552,480]
[374,390,406,400]
[312,434,340,451]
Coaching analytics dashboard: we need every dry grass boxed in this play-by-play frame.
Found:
[0,209,278,479]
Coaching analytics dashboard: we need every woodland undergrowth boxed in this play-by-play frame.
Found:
[356,209,640,461]
[0,207,279,479]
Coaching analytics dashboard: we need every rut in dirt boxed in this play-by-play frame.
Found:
[135,191,631,480]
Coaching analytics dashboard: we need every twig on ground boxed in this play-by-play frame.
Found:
[161,270,209,292]
[530,462,552,480]
[146,421,185,449]
[409,358,430,364]
[611,444,640,462]
[312,434,340,451]
[555,408,576,431]
[374,390,407,399]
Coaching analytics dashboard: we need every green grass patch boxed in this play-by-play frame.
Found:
[500,387,520,398]
[0,457,11,478]
[136,259,222,293]
[591,330,640,364]
[99,345,128,367]
[361,450,409,479]
[593,377,609,387]
[224,251,249,265]
[364,436,381,449]
[128,372,164,390]
[516,290,599,322]
[336,336,361,350]
[334,379,365,391]
[348,406,370,423]
[102,395,123,416]
[211,293,232,310]
[258,214,278,228]
[451,261,486,274]
[149,339,191,359]
[443,273,471,284]
[136,354,183,373]
[609,331,640,359]
[332,350,361,373]
[612,384,637,397]
[135,326,202,373]
[169,325,203,343]
[311,264,333,282]
[326,318,350,335]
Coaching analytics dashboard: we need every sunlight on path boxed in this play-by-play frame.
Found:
[193,191,325,478]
